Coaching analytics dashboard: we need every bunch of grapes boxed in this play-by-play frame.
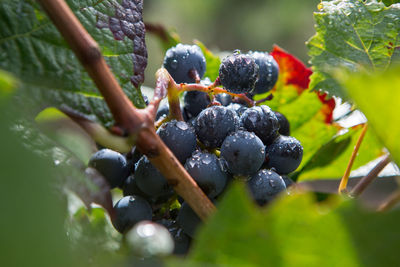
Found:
[87,44,303,256]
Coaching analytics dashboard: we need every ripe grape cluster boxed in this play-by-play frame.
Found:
[87,43,302,256]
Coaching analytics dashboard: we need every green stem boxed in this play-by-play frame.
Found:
[338,123,368,194]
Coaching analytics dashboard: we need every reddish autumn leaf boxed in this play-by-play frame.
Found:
[271,45,312,91]
[317,91,336,124]
[271,45,335,124]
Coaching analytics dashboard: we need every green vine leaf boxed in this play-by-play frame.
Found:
[94,0,147,87]
[182,183,400,267]
[337,65,400,166]
[294,125,383,181]
[0,94,76,267]
[382,0,400,6]
[0,69,17,100]
[307,0,400,100]
[0,0,146,127]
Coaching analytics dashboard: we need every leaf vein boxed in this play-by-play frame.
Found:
[0,23,50,46]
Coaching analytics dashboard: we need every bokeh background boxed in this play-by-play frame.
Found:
[143,0,320,87]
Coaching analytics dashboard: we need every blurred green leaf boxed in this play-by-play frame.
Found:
[0,96,119,266]
[0,0,146,127]
[195,40,221,81]
[185,183,400,267]
[289,112,338,178]
[189,183,270,267]
[67,206,122,255]
[307,0,400,100]
[382,0,400,6]
[0,84,74,267]
[35,107,96,164]
[338,66,400,166]
[0,69,17,100]
[295,125,383,181]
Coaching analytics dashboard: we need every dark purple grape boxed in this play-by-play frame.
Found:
[184,150,228,198]
[194,105,239,148]
[247,169,286,206]
[135,156,171,197]
[219,52,259,94]
[183,91,211,119]
[157,219,191,255]
[156,103,190,122]
[249,51,279,95]
[163,44,206,83]
[227,102,248,116]
[156,103,170,121]
[265,135,303,174]
[240,105,279,145]
[88,149,129,188]
[112,195,152,233]
[157,120,197,164]
[274,111,290,136]
[125,146,143,175]
[176,202,201,238]
[122,175,149,198]
[281,175,295,188]
[220,130,265,176]
[215,93,232,106]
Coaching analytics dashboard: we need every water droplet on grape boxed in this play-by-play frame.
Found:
[176,121,189,130]
[202,155,212,165]
[170,59,178,69]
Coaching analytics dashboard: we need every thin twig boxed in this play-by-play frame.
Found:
[350,154,391,197]
[255,93,274,105]
[38,0,216,220]
[338,123,368,194]
[378,189,400,212]
[144,22,170,42]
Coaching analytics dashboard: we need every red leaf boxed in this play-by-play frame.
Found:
[271,45,312,92]
[317,91,336,124]
[271,45,335,124]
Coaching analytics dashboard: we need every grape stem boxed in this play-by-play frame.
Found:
[159,69,256,122]
[377,189,400,212]
[38,0,216,221]
[349,154,391,197]
[255,93,274,105]
[144,22,171,42]
[180,82,255,107]
[338,123,368,194]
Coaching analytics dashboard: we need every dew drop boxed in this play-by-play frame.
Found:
[170,59,178,69]
[269,179,276,189]
[188,159,196,168]
[202,155,212,165]
[175,121,189,130]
